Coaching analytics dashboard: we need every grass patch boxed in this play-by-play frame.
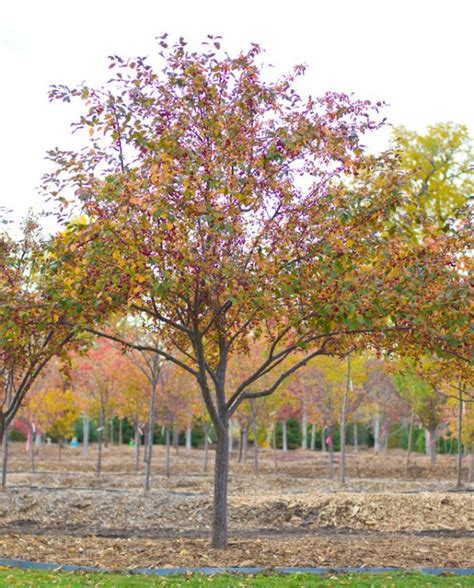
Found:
[0,569,472,587]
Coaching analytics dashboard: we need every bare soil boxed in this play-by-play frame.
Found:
[0,443,472,570]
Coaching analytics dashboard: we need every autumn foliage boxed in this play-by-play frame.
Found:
[0,37,469,548]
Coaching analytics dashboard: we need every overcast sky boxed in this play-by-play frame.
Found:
[1,0,473,228]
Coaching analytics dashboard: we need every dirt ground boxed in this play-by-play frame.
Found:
[0,443,472,570]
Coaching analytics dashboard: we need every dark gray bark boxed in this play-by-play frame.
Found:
[228,420,234,454]
[353,423,358,452]
[203,423,210,473]
[212,424,229,549]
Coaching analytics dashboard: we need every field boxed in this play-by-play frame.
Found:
[0,570,473,587]
[0,442,472,574]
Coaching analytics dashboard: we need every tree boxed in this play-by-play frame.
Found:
[71,338,125,475]
[44,38,469,548]
[416,357,473,486]
[28,387,80,459]
[112,344,150,471]
[0,220,76,443]
[0,219,93,487]
[0,212,121,477]
[112,324,164,489]
[23,356,66,463]
[393,122,473,237]
[362,358,409,455]
[393,360,446,465]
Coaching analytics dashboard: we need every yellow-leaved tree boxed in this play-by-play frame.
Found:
[393,122,473,237]
[28,388,80,459]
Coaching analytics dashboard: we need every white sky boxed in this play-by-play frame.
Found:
[1,0,473,229]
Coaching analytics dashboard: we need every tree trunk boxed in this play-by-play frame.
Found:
[339,355,350,484]
[424,428,430,456]
[228,420,234,454]
[456,385,463,491]
[203,423,210,474]
[327,426,334,480]
[212,423,229,549]
[30,427,36,475]
[1,377,13,489]
[426,428,437,465]
[185,424,192,452]
[373,411,382,454]
[144,378,158,492]
[82,415,89,458]
[405,413,414,478]
[321,428,326,452]
[172,422,179,455]
[110,419,114,446]
[1,423,10,489]
[238,427,243,463]
[242,426,248,463]
[301,408,308,450]
[469,447,473,483]
[103,410,108,449]
[353,423,358,453]
[272,422,278,471]
[252,415,259,477]
[165,425,171,478]
[134,419,141,474]
[96,410,104,477]
[310,424,316,451]
[118,418,123,446]
[281,420,288,452]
